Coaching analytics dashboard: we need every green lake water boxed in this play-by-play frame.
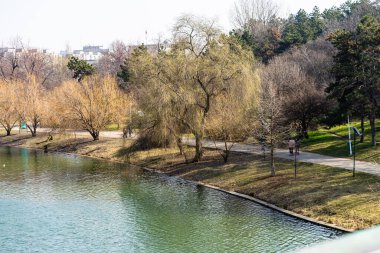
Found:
[0,147,343,252]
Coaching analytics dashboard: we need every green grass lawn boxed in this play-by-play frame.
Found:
[302,120,380,164]
[104,123,123,131]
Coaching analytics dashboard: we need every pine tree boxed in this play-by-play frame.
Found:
[328,15,380,146]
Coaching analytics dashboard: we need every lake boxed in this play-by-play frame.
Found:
[0,147,343,252]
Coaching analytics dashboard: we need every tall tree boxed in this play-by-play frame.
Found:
[17,76,46,137]
[328,15,380,146]
[130,15,260,162]
[232,0,279,29]
[231,0,281,63]
[206,92,253,163]
[55,75,127,140]
[171,16,259,162]
[281,9,325,51]
[0,80,19,135]
[257,77,291,176]
[96,40,128,84]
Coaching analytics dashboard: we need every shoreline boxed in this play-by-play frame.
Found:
[0,138,352,233]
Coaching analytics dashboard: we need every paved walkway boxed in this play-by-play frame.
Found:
[183,138,380,176]
[35,128,380,176]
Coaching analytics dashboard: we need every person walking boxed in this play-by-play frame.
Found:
[288,139,295,155]
[122,126,128,138]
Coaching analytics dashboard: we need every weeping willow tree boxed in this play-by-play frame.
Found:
[130,15,260,162]
[126,45,176,149]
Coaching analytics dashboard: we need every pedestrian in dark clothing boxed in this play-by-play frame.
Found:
[123,127,128,138]
[288,139,295,155]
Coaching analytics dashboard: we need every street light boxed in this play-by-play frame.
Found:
[294,139,300,179]
[351,127,362,177]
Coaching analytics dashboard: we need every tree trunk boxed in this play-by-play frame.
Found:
[223,150,229,163]
[369,113,376,146]
[360,113,365,143]
[193,134,203,162]
[6,129,11,136]
[86,129,99,141]
[222,140,230,163]
[32,123,38,137]
[270,145,275,176]
[301,121,309,139]
[89,130,99,141]
[27,124,37,137]
[193,97,208,163]
[29,116,39,137]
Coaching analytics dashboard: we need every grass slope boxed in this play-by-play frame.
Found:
[302,120,380,164]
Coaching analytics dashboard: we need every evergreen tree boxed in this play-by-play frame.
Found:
[67,56,95,82]
[328,15,380,146]
[310,7,326,37]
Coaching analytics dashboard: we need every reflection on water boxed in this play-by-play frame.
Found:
[0,147,342,252]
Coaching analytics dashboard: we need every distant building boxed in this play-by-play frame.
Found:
[59,42,171,64]
[127,41,170,57]
[0,47,16,57]
[0,47,52,57]
[60,45,109,64]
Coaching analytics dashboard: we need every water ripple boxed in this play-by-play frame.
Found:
[0,147,343,252]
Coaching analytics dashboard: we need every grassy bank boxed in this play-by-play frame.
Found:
[302,121,380,164]
[1,131,380,230]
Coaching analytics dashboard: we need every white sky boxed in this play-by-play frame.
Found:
[0,0,348,52]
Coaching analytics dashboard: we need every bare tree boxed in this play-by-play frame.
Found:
[17,76,46,137]
[0,37,24,81]
[283,79,329,138]
[206,92,255,163]
[326,0,380,32]
[282,38,335,89]
[231,0,284,63]
[263,50,330,138]
[173,14,221,56]
[0,38,65,87]
[232,0,279,29]
[96,40,128,77]
[257,76,291,176]
[0,80,19,135]
[45,56,71,89]
[55,75,127,140]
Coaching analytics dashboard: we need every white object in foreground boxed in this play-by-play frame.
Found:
[297,226,380,253]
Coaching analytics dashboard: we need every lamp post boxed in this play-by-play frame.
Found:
[351,127,362,178]
[294,149,297,179]
[294,139,300,179]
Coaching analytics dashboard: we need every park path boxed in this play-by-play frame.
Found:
[183,138,380,176]
[37,128,380,176]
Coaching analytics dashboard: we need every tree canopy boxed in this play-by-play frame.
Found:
[67,56,95,82]
[328,15,380,146]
